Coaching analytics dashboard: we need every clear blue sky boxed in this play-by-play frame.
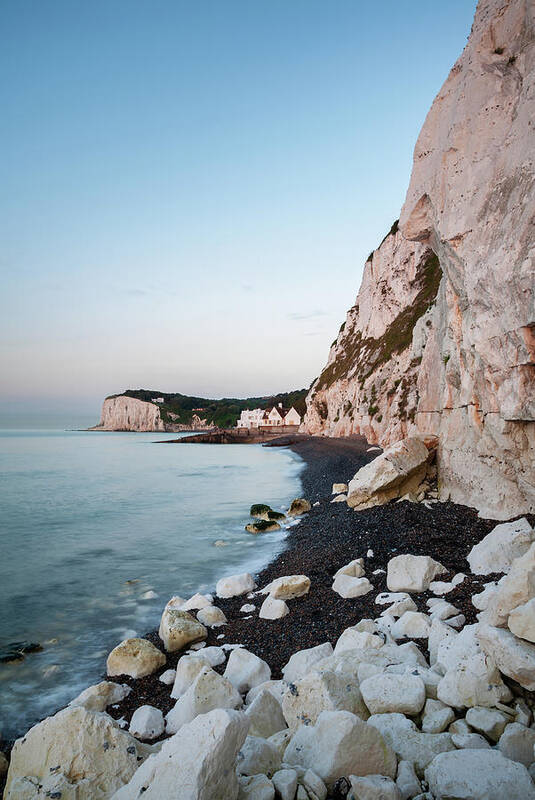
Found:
[1,0,477,418]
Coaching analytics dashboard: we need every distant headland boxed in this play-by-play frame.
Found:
[89,388,308,433]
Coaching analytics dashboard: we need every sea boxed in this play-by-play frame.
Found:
[0,419,304,739]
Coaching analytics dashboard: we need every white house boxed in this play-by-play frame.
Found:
[236,408,265,429]
[151,397,165,403]
[236,403,301,429]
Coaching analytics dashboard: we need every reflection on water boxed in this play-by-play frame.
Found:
[0,429,303,738]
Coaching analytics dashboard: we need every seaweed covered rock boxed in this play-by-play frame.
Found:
[287,498,311,517]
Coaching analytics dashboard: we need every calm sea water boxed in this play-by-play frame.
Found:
[0,428,304,739]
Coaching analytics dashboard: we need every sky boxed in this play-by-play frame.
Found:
[1,0,477,419]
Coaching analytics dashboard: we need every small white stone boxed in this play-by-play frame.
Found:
[237,736,281,777]
[238,774,275,800]
[465,706,509,741]
[396,760,421,800]
[129,704,164,740]
[451,732,491,749]
[349,774,401,800]
[333,558,365,579]
[332,574,373,599]
[240,604,256,613]
[259,596,289,620]
[181,592,213,611]
[196,606,227,627]
[197,645,226,667]
[272,769,298,800]
[367,549,374,558]
[498,721,535,765]
[360,673,426,715]
[159,669,176,685]
[216,573,256,599]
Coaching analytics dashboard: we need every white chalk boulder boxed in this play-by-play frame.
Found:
[113,708,249,800]
[425,749,535,800]
[216,573,256,598]
[467,518,534,575]
[284,710,397,789]
[166,666,242,734]
[158,609,207,652]
[224,647,271,693]
[387,554,446,593]
[5,706,150,800]
[360,673,425,715]
[107,638,166,679]
[129,705,164,740]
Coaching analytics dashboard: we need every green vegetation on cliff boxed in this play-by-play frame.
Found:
[315,250,442,391]
[107,388,308,429]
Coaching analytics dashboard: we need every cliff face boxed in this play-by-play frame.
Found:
[92,396,211,432]
[304,0,535,520]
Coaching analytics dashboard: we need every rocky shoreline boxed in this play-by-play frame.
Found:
[2,435,535,798]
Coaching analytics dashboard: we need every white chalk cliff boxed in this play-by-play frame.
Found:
[304,0,535,520]
[92,396,211,433]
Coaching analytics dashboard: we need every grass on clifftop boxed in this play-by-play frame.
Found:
[315,250,442,391]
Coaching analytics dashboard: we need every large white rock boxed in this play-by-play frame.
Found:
[476,623,535,691]
[284,710,397,789]
[479,543,535,627]
[282,670,369,730]
[387,555,446,593]
[69,680,131,711]
[282,642,334,683]
[467,518,534,575]
[245,689,286,738]
[334,627,385,655]
[107,638,166,678]
[465,706,509,742]
[216,573,256,599]
[424,749,535,800]
[332,574,374,598]
[166,666,242,734]
[158,608,207,652]
[112,708,248,800]
[349,775,402,800]
[346,437,431,510]
[129,705,164,740]
[392,611,431,639]
[508,597,535,642]
[259,596,289,620]
[367,713,454,776]
[236,736,281,777]
[181,592,214,611]
[197,605,227,627]
[5,706,151,800]
[171,654,210,699]
[360,673,425,715]
[261,575,310,599]
[498,721,535,766]
[437,650,512,708]
[224,647,271,693]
